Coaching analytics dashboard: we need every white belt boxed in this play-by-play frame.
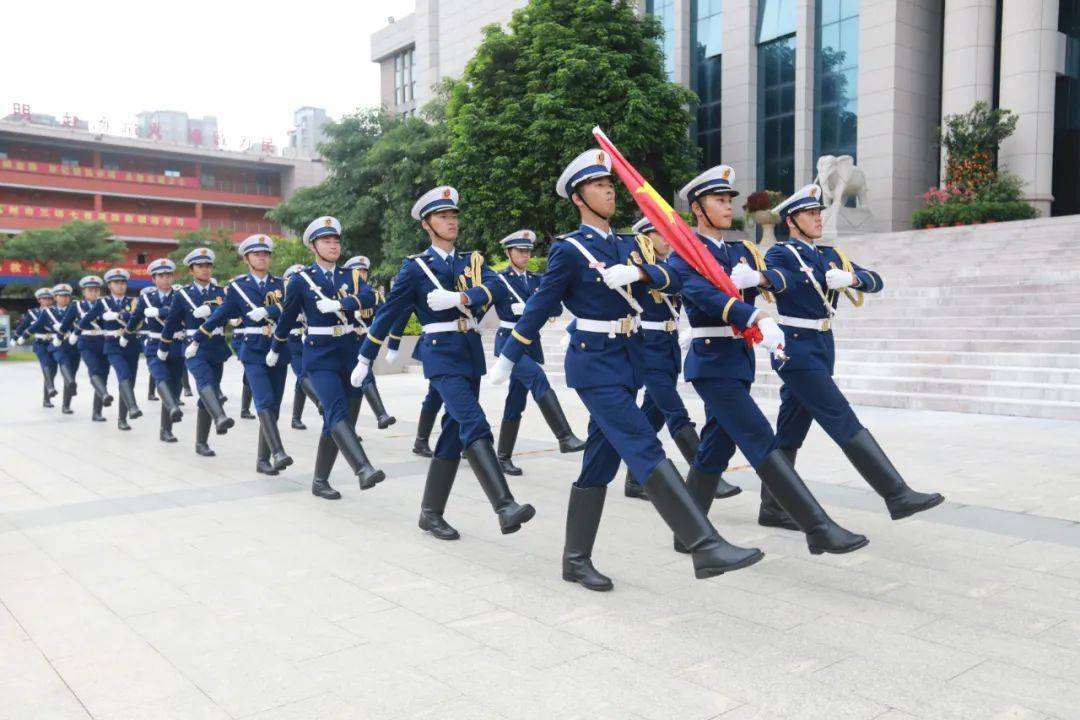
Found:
[290,328,304,336]
[641,320,679,333]
[186,328,223,337]
[423,318,478,334]
[33,333,53,339]
[80,330,104,336]
[306,324,355,336]
[498,320,518,329]
[778,315,832,332]
[109,330,125,338]
[575,316,640,336]
[234,326,274,336]
[145,332,163,340]
[690,326,739,339]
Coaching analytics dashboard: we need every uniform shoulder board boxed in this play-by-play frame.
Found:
[406,252,427,260]
[232,274,246,282]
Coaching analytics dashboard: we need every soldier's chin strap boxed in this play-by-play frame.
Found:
[573,188,612,223]
[789,212,813,243]
[422,216,455,245]
[312,237,337,266]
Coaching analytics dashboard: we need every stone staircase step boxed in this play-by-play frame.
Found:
[753,358,1080,384]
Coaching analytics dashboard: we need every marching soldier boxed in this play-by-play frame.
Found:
[77,268,144,430]
[491,230,585,475]
[267,217,384,499]
[668,166,867,556]
[138,290,158,404]
[351,187,535,540]
[342,254,396,430]
[193,235,293,475]
[758,185,944,523]
[281,263,317,430]
[58,276,113,421]
[15,288,59,407]
[22,285,80,413]
[490,149,763,589]
[384,312,443,457]
[125,259,185,442]
[159,248,235,456]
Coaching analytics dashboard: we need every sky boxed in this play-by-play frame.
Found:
[4,0,417,151]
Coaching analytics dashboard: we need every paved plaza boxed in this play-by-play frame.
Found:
[1,361,1079,720]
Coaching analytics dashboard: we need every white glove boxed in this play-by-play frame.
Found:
[731,263,763,291]
[156,348,168,361]
[825,268,854,290]
[246,307,269,322]
[228,317,242,327]
[118,336,128,348]
[350,356,371,387]
[144,306,160,319]
[184,342,199,359]
[559,332,571,350]
[757,317,786,355]
[51,336,62,347]
[426,289,462,312]
[192,305,211,319]
[15,336,25,346]
[510,302,526,316]
[316,298,342,314]
[488,354,514,385]
[386,349,399,365]
[265,350,279,367]
[600,264,642,289]
[67,333,78,346]
[102,311,119,321]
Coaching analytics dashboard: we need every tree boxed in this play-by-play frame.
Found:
[269,235,310,275]
[441,0,699,253]
[168,229,246,283]
[0,220,125,286]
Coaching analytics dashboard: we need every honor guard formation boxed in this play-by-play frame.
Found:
[14,151,945,591]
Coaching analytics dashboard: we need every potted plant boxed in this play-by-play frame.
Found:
[743,190,784,246]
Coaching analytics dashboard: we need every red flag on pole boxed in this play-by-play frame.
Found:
[591,126,762,348]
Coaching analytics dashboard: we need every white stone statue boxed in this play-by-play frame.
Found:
[814,155,870,240]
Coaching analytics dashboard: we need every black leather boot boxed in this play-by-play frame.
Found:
[117,395,131,431]
[194,404,215,456]
[624,469,649,500]
[536,389,585,452]
[258,410,293,472]
[157,382,184,423]
[240,382,254,419]
[291,387,307,429]
[159,404,177,443]
[256,430,277,475]
[91,394,106,422]
[562,485,613,591]
[311,433,341,499]
[347,396,364,441]
[44,365,58,399]
[330,420,384,489]
[759,447,800,530]
[60,375,75,414]
[198,386,234,435]
[464,438,535,534]
[147,377,158,401]
[59,364,77,396]
[117,379,142,419]
[496,417,523,476]
[755,449,868,554]
[412,407,437,457]
[673,466,722,554]
[89,374,113,407]
[181,372,192,397]
[646,459,763,578]
[842,428,945,520]
[419,457,460,540]
[362,383,396,429]
[300,376,323,414]
[671,425,740,499]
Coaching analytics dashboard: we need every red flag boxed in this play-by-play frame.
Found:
[592,126,762,348]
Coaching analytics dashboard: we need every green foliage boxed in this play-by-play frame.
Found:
[488,256,549,273]
[402,314,423,336]
[268,235,310,275]
[939,102,1018,164]
[441,0,699,254]
[911,200,1038,229]
[0,220,125,285]
[169,229,247,283]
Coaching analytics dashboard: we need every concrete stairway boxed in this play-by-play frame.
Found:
[476,216,1080,421]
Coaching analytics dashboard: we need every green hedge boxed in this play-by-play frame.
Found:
[912,201,1038,229]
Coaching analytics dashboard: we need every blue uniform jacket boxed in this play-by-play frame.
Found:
[499,225,679,391]
[492,268,562,364]
[637,265,683,375]
[200,273,287,364]
[764,239,883,372]
[125,289,183,359]
[160,282,230,362]
[77,295,138,349]
[360,248,508,379]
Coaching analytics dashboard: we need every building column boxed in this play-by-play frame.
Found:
[794,0,816,185]
[998,0,1063,216]
[93,195,102,212]
[92,151,101,170]
[721,0,759,213]
[857,0,943,231]
[940,0,998,177]
[672,0,693,87]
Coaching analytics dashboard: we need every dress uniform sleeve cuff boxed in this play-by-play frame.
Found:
[721,297,737,323]
[857,270,882,292]
[651,264,671,291]
[199,326,213,338]
[762,268,787,293]
[368,334,384,346]
[511,329,532,345]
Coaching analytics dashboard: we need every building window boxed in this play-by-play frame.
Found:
[137,253,147,264]
[692,0,723,168]
[816,0,858,161]
[394,47,415,107]
[60,155,79,167]
[164,168,181,178]
[757,0,797,195]
[1054,0,1080,215]
[646,0,677,80]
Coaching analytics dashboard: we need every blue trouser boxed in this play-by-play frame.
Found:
[186,348,225,393]
[420,382,443,415]
[147,347,185,396]
[244,358,288,414]
[105,342,141,383]
[430,375,491,460]
[502,354,552,421]
[33,342,57,375]
[50,343,80,374]
[574,384,667,487]
[775,369,863,449]
[79,340,110,380]
[691,377,777,472]
[639,367,692,437]
[288,340,305,392]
